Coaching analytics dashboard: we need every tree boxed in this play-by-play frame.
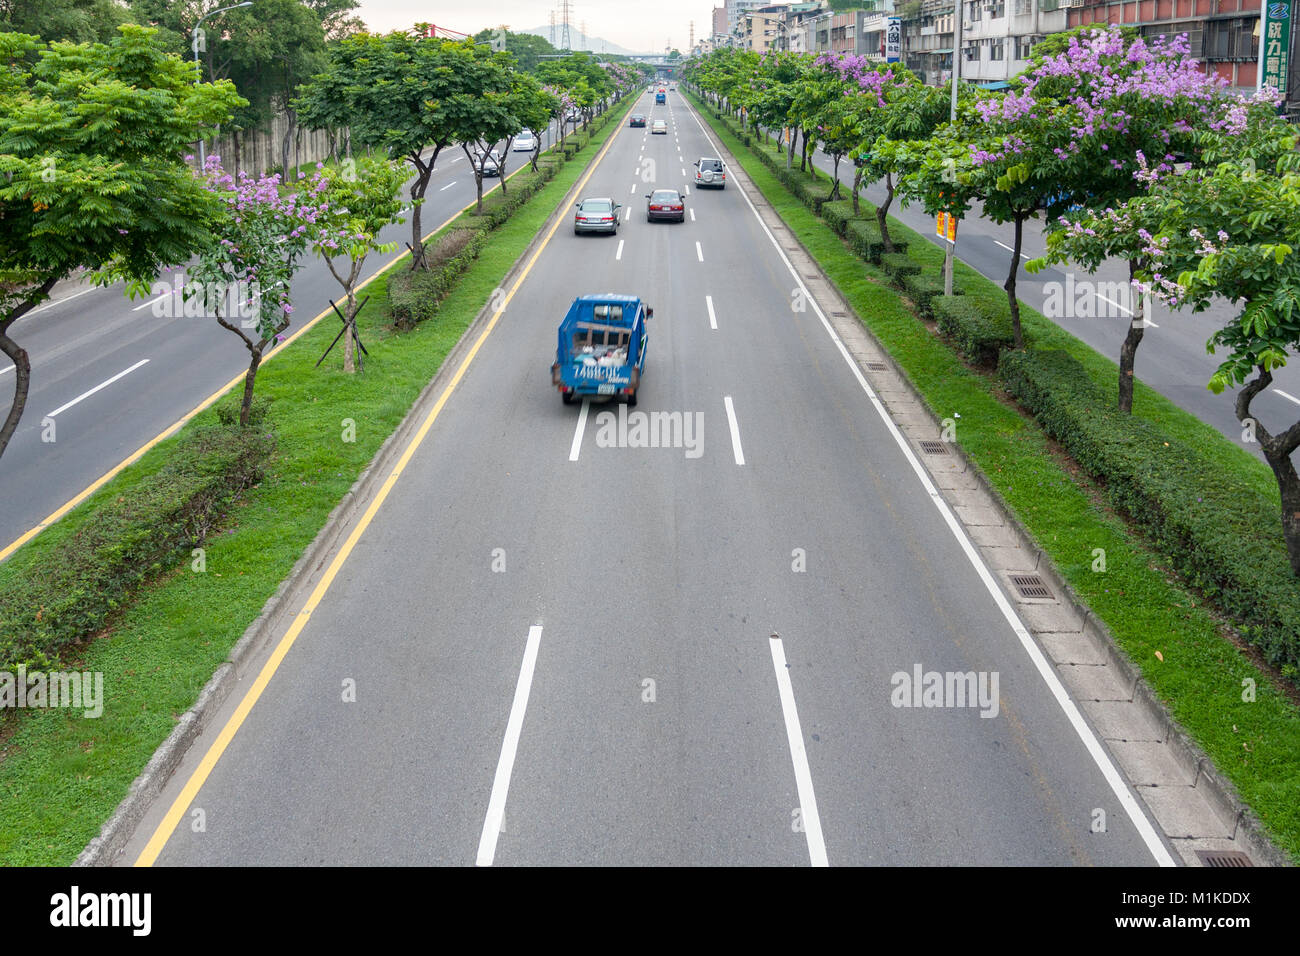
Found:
[297,34,487,270]
[1121,121,1300,572]
[1016,26,1256,410]
[186,158,327,424]
[308,156,405,372]
[0,0,128,42]
[471,28,556,73]
[0,26,242,462]
[455,46,525,212]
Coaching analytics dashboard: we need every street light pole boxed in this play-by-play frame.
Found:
[944,0,963,297]
[193,1,254,168]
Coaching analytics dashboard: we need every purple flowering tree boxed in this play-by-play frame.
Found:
[1018,26,1257,407]
[188,157,328,425]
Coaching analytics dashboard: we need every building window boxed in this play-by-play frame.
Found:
[1014,0,1032,14]
[989,1,1005,18]
[991,38,1004,60]
[965,43,979,61]
[967,1,981,21]
[1014,35,1036,59]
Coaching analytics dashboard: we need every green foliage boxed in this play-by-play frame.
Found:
[844,219,908,263]
[879,251,921,279]
[387,228,489,329]
[999,348,1300,676]
[0,0,129,42]
[933,295,1014,367]
[820,199,863,237]
[0,423,275,672]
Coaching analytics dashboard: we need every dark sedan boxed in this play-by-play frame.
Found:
[645,188,685,223]
[630,114,646,127]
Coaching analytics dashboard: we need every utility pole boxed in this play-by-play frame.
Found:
[560,0,572,50]
[549,9,556,47]
[192,1,253,169]
[943,0,963,297]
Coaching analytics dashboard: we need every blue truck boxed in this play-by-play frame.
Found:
[551,294,651,406]
[655,90,666,105]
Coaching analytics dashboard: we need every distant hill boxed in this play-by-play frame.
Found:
[517,25,649,58]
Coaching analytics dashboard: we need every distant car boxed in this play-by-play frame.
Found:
[651,119,668,134]
[574,197,621,235]
[694,157,725,189]
[630,114,646,127]
[655,91,666,104]
[669,85,676,91]
[513,130,536,152]
[476,149,501,177]
[645,188,685,223]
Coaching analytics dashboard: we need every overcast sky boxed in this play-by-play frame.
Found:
[352,1,716,53]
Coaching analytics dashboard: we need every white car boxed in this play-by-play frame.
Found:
[476,149,501,177]
[513,130,537,152]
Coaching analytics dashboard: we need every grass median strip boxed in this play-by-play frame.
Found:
[0,104,631,866]
[692,93,1300,863]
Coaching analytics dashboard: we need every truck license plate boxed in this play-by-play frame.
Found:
[597,384,616,395]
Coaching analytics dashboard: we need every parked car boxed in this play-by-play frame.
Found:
[630,114,646,128]
[645,188,685,223]
[513,130,536,152]
[574,197,621,235]
[651,119,668,134]
[694,157,725,189]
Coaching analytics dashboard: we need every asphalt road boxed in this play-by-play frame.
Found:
[0,116,574,552]
[751,120,1300,460]
[125,88,1169,866]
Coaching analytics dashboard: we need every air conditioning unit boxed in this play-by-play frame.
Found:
[1064,0,1085,7]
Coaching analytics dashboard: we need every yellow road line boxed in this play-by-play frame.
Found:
[134,119,626,867]
[0,163,529,564]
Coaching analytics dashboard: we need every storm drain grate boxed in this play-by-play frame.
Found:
[918,440,948,455]
[1010,574,1053,600]
[865,361,888,371]
[1195,850,1253,868]
[831,311,846,317]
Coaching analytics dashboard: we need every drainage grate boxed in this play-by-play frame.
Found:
[918,440,948,455]
[865,361,888,371]
[831,311,846,317]
[1195,850,1253,868]
[1010,574,1053,600]
[805,273,818,279]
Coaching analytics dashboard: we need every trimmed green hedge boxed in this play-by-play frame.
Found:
[999,349,1300,676]
[0,424,275,672]
[880,251,921,279]
[899,271,959,318]
[387,227,489,328]
[820,199,861,237]
[933,295,1014,368]
[844,218,909,263]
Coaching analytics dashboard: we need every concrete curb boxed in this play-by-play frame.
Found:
[74,109,630,867]
[691,89,1290,868]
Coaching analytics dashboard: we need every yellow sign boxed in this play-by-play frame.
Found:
[946,213,957,242]
[937,212,957,242]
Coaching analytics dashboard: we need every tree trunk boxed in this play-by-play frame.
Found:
[1006,213,1026,349]
[852,165,863,216]
[232,129,242,176]
[1237,368,1300,574]
[408,150,436,270]
[0,277,58,463]
[343,289,357,374]
[240,349,262,427]
[878,172,897,253]
[1117,259,1145,414]
[829,155,841,200]
[787,126,796,170]
[799,129,809,172]
[279,110,296,179]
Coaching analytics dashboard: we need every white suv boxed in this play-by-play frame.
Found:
[694,157,726,189]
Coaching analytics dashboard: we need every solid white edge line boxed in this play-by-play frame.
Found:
[476,625,544,867]
[616,239,624,261]
[706,295,717,330]
[769,636,829,867]
[568,399,590,461]
[47,359,150,418]
[684,92,1177,868]
[723,395,744,465]
[23,284,102,318]
[695,241,703,262]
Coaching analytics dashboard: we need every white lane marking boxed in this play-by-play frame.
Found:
[695,241,703,262]
[616,239,624,261]
[1093,292,1159,328]
[681,167,686,176]
[568,399,590,461]
[24,284,103,318]
[769,635,829,867]
[689,208,696,221]
[684,185,689,195]
[1275,389,1300,405]
[47,359,150,418]
[440,181,458,191]
[994,239,1031,260]
[624,206,632,221]
[631,183,637,194]
[0,364,12,376]
[724,395,744,465]
[476,625,544,867]
[684,93,1177,868]
[706,295,717,330]
[132,290,173,312]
